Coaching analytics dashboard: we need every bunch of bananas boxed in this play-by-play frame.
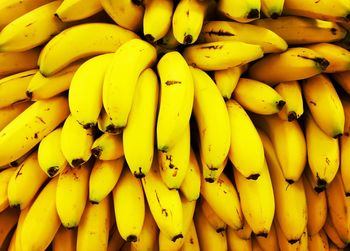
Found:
[1,0,350,250]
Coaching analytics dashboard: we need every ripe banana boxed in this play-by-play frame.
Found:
[38,22,138,76]
[214,65,246,100]
[108,227,124,251]
[0,49,40,76]
[0,167,16,212]
[55,0,103,22]
[13,201,31,251]
[0,101,31,132]
[89,158,124,204]
[21,177,61,251]
[255,222,279,251]
[261,0,284,18]
[248,47,329,85]
[56,164,90,228]
[200,21,287,53]
[252,16,347,45]
[323,215,347,249]
[274,80,304,121]
[275,220,308,251]
[103,38,157,133]
[0,1,66,52]
[217,0,261,23]
[302,74,345,138]
[156,27,180,49]
[200,198,226,233]
[0,208,19,250]
[226,226,252,251]
[179,221,200,251]
[332,70,350,95]
[52,226,77,251]
[183,41,264,71]
[308,229,329,251]
[7,151,48,210]
[340,96,350,194]
[69,53,113,128]
[236,218,253,240]
[123,68,158,178]
[252,238,264,251]
[91,133,123,160]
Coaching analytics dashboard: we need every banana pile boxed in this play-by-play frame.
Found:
[1,0,350,250]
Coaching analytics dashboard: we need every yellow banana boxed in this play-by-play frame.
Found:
[183,41,264,71]
[99,0,144,32]
[60,114,94,167]
[55,0,103,22]
[217,0,261,23]
[89,158,124,204]
[275,220,308,251]
[0,101,31,131]
[226,226,252,251]
[0,167,16,212]
[0,49,40,76]
[0,1,66,52]
[252,16,347,45]
[274,81,304,121]
[332,70,350,95]
[0,208,19,249]
[123,68,158,178]
[103,38,157,133]
[91,133,123,161]
[38,127,67,177]
[143,0,172,42]
[236,218,253,240]
[340,96,350,194]
[56,164,90,228]
[13,202,31,251]
[323,215,347,249]
[200,21,287,53]
[52,226,77,251]
[7,151,48,210]
[0,69,36,109]
[256,222,279,251]
[97,108,115,133]
[0,95,69,166]
[69,53,113,129]
[248,47,329,85]
[77,197,111,251]
[200,198,226,233]
[261,0,284,18]
[156,27,180,49]
[141,156,183,242]
[308,229,329,251]
[38,22,138,76]
[179,221,200,251]
[21,177,61,251]
[108,227,124,251]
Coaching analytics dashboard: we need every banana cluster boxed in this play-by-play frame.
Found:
[1,0,350,250]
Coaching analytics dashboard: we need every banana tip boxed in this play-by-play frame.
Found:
[172,233,183,242]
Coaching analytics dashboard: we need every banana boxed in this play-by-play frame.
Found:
[252,238,264,251]
[0,208,19,249]
[248,47,329,85]
[113,168,145,242]
[123,68,158,178]
[172,0,211,44]
[0,167,16,212]
[55,0,103,22]
[214,65,247,100]
[200,198,226,233]
[69,53,113,129]
[0,1,66,52]
[14,202,31,251]
[156,51,193,152]
[0,49,40,76]
[97,108,114,133]
[236,218,253,240]
[274,81,304,121]
[179,221,200,251]
[27,60,82,101]
[102,39,157,133]
[99,0,144,32]
[38,127,67,177]
[252,16,347,45]
[141,156,183,242]
[0,95,69,166]
[332,70,350,95]
[7,151,48,210]
[303,74,345,138]
[200,21,287,53]
[323,215,347,249]
[200,153,228,187]
[340,96,350,194]
[179,148,201,202]
[7,229,16,251]
[0,101,31,131]
[308,229,329,251]
[226,226,252,251]
[256,222,279,251]
[21,177,61,251]
[253,115,306,183]
[200,172,243,230]
[329,242,343,250]
[38,22,138,76]
[275,220,308,251]
[233,78,286,115]
[56,164,90,229]
[183,41,264,71]
[108,227,124,251]
[143,0,172,42]
[190,66,230,173]
[91,133,123,161]
[8,148,35,168]
[89,158,124,204]
[156,27,180,49]
[302,173,327,235]
[217,0,261,23]
[282,0,350,22]
[260,0,284,18]
[53,226,77,251]
[0,69,36,109]
[258,128,307,243]
[77,197,111,251]
[60,114,94,167]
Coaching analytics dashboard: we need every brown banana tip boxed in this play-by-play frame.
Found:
[346,13,350,21]
[25,91,32,99]
[106,124,123,134]
[270,12,280,19]
[247,173,260,180]
[277,100,286,110]
[90,200,99,204]
[134,171,145,179]
[91,147,102,158]
[158,146,169,153]
[10,203,20,209]
[247,9,260,19]
[172,234,184,242]
[256,232,268,238]
[333,133,343,139]
[288,239,300,244]
[83,122,95,129]
[126,235,138,242]
[71,158,84,167]
[285,179,295,185]
[205,177,215,183]
[346,192,350,197]
[183,35,193,45]
[216,227,226,233]
[314,186,326,193]
[144,34,155,43]
[66,226,77,230]
[131,0,144,6]
[47,166,59,177]
[314,57,330,71]
[54,13,62,22]
[287,111,297,122]
[316,178,327,190]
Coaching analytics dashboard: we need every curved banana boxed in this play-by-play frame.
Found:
[183,41,264,71]
[13,202,31,251]
[252,16,347,45]
[107,227,124,251]
[303,74,345,138]
[308,229,329,251]
[21,177,61,251]
[256,222,279,251]
[123,68,158,178]
[248,47,329,85]
[77,197,111,251]
[236,218,253,240]
[69,53,113,128]
[274,81,304,121]
[89,158,124,204]
[97,108,114,133]
[0,1,66,52]
[217,0,261,23]
[0,167,16,212]
[60,114,94,167]
[56,164,90,228]
[323,215,347,249]
[0,101,31,132]
[52,226,77,251]
[55,0,103,22]
[38,22,138,76]
[261,0,284,18]
[91,133,123,161]
[226,226,252,251]
[0,49,40,76]
[0,208,19,250]
[103,39,157,133]
[214,65,246,100]
[340,96,350,194]
[200,198,226,233]
[179,221,200,251]
[275,220,308,251]
[200,21,287,53]
[332,70,350,95]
